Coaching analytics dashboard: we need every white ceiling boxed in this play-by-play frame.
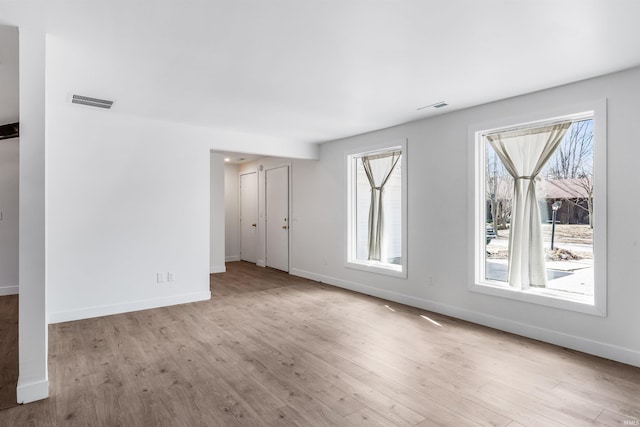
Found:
[2,1,640,145]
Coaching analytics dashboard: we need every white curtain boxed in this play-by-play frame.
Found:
[487,123,570,288]
[361,151,401,261]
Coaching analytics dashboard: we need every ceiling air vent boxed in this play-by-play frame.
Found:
[0,122,19,141]
[416,101,448,111]
[71,94,114,109]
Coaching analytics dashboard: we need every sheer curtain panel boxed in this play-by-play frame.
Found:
[487,123,570,288]
[361,151,402,261]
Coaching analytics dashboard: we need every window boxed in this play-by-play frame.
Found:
[470,101,606,315]
[347,141,407,278]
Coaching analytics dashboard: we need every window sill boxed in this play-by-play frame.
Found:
[470,280,605,317]
[345,259,407,279]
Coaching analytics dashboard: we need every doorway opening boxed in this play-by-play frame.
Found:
[0,24,20,411]
[211,152,292,274]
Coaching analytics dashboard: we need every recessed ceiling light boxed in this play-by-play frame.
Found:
[416,101,448,111]
[224,158,230,162]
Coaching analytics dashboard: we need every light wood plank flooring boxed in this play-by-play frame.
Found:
[2,261,639,426]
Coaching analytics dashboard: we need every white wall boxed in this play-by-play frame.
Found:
[19,27,48,404]
[291,66,640,367]
[0,25,19,124]
[210,152,226,273]
[0,138,19,295]
[46,103,212,322]
[224,163,240,262]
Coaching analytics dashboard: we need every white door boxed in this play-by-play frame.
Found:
[266,166,289,272]
[240,172,258,263]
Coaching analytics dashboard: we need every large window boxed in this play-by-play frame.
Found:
[470,101,606,315]
[347,141,407,278]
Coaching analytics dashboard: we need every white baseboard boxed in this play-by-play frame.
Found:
[225,255,241,262]
[0,285,19,296]
[257,259,266,267]
[17,377,48,404]
[210,265,227,274]
[48,291,211,324]
[290,268,640,368]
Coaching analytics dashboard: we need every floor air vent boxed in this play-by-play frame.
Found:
[72,95,114,109]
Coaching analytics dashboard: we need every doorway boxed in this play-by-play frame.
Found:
[265,166,289,272]
[220,156,292,272]
[0,24,20,411]
[239,172,258,263]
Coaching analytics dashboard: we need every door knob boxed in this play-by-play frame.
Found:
[252,224,256,227]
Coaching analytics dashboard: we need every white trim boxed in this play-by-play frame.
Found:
[468,99,607,316]
[345,259,405,278]
[469,282,601,316]
[0,285,19,296]
[290,268,639,368]
[17,377,49,404]
[256,259,266,267]
[210,265,226,274]
[345,139,408,279]
[225,255,241,262]
[47,291,211,324]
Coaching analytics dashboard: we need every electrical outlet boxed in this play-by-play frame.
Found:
[167,272,174,282]
[157,272,165,283]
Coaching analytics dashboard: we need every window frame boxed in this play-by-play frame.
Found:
[345,139,408,278]
[468,100,607,316]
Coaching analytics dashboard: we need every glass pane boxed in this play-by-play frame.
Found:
[382,162,402,265]
[482,119,594,296]
[354,154,402,265]
[539,119,594,296]
[484,142,513,282]
[355,158,370,260]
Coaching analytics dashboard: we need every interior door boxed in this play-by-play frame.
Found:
[265,166,289,272]
[240,172,258,263]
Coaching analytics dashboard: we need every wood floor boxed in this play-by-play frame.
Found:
[0,294,18,412]
[1,261,639,426]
